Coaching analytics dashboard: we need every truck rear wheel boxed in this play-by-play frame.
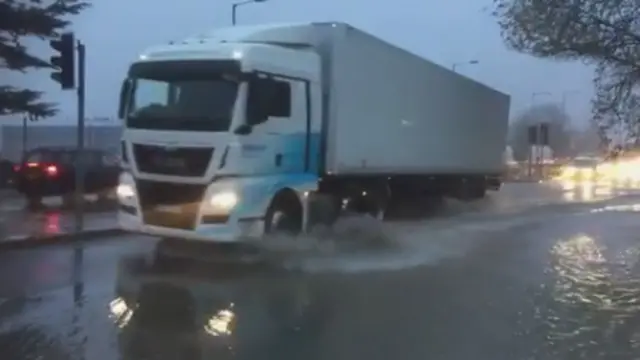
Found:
[264,190,303,235]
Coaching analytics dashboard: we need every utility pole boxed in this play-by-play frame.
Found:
[50,33,85,334]
[75,41,86,233]
[71,42,86,315]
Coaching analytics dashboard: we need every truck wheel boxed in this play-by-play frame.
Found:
[264,191,303,235]
[344,186,389,220]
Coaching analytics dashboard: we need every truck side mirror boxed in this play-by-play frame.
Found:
[234,123,253,135]
[118,79,131,119]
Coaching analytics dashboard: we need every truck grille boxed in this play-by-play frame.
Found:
[133,144,213,177]
[136,180,207,230]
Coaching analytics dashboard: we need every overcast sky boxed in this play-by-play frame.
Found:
[5,0,594,127]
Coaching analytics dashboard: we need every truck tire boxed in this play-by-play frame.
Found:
[344,183,389,220]
[264,190,303,235]
[307,194,340,229]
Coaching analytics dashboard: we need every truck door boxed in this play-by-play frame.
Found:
[241,75,310,175]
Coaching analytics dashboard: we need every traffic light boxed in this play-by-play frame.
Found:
[528,125,537,145]
[49,33,75,89]
[539,123,549,146]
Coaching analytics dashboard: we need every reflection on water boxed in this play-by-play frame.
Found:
[110,297,135,329]
[204,305,235,337]
[591,203,640,213]
[543,234,640,358]
[44,212,61,234]
[112,257,330,360]
[555,179,640,202]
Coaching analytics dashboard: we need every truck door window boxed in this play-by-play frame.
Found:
[247,77,291,125]
[271,80,291,117]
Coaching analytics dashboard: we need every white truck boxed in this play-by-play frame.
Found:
[116,22,510,242]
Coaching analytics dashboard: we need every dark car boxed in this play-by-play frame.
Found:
[14,147,121,207]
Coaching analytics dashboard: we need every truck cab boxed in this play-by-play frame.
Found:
[117,25,323,242]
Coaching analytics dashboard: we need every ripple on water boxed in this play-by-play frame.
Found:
[539,234,640,358]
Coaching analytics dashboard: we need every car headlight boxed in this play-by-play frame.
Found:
[210,191,238,210]
[580,168,593,176]
[116,184,135,200]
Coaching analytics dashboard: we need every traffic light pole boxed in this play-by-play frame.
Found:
[74,42,86,233]
[72,42,85,306]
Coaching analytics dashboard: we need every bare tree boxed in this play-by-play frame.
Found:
[509,103,573,161]
[573,122,604,154]
[493,0,640,137]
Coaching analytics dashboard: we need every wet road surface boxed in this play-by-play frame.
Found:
[2,181,640,359]
[0,191,117,239]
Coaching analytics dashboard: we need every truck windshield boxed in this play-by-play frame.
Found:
[126,77,238,132]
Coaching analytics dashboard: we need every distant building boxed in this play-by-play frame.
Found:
[0,123,122,161]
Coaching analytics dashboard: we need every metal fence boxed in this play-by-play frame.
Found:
[0,124,122,161]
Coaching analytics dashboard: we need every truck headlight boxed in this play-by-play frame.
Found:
[210,192,238,210]
[117,184,135,200]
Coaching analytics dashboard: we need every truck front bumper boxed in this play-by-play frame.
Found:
[118,210,264,243]
[116,172,318,243]
[116,173,268,243]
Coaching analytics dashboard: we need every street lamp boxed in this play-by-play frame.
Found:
[451,59,479,72]
[531,91,552,105]
[232,0,267,26]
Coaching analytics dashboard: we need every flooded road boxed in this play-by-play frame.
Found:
[1,181,640,359]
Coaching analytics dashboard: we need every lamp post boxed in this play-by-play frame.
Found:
[232,0,267,26]
[451,59,478,72]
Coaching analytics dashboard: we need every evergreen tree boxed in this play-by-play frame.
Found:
[0,0,89,119]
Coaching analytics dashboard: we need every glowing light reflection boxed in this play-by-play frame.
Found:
[109,297,135,328]
[204,304,236,336]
